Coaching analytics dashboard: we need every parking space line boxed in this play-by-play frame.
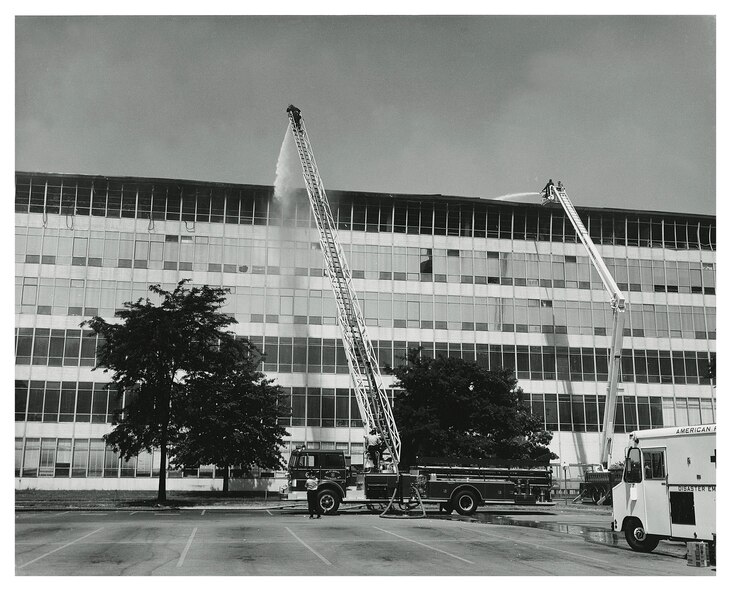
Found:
[285,527,332,566]
[466,527,610,564]
[266,510,273,516]
[201,510,206,516]
[177,527,198,567]
[54,511,69,517]
[128,511,139,516]
[373,526,474,564]
[17,528,104,569]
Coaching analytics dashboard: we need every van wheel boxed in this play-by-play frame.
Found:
[624,519,659,552]
[317,489,340,515]
[453,490,478,516]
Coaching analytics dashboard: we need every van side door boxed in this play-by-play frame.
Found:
[641,447,671,537]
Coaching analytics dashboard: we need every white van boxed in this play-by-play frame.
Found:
[612,424,716,553]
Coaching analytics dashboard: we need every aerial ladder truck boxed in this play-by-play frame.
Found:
[279,105,553,515]
[284,104,401,472]
[541,181,626,504]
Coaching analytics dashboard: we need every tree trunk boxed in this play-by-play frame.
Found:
[157,437,167,504]
[223,467,229,493]
[157,389,171,504]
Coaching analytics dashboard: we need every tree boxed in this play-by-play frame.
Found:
[387,349,556,468]
[83,280,286,502]
[174,340,290,492]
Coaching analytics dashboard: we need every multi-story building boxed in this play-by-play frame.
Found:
[14,172,716,489]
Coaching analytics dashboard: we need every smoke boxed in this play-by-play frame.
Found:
[273,128,299,214]
[488,191,542,202]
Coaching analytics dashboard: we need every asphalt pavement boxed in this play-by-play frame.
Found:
[15,507,714,576]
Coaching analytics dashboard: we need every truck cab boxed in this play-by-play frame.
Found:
[284,448,349,513]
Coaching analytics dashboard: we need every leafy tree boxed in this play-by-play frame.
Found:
[387,349,556,468]
[174,341,290,492]
[83,280,286,502]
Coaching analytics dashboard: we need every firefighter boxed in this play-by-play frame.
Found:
[306,471,320,518]
[287,104,302,128]
[542,179,554,199]
[366,429,382,473]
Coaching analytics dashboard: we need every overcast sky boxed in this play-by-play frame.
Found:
[15,15,715,215]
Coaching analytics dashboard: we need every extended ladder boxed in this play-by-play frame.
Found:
[543,183,626,467]
[285,105,401,469]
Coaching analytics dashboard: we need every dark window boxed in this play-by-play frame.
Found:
[15,380,28,421]
[16,174,31,213]
[624,447,642,483]
[321,452,345,469]
[670,491,695,525]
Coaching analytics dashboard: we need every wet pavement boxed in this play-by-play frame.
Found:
[16,507,713,575]
[440,510,689,560]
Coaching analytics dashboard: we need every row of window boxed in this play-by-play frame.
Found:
[15,173,715,250]
[14,393,716,479]
[15,329,715,385]
[15,377,715,432]
[15,275,717,340]
[14,437,364,479]
[526,394,715,433]
[15,381,120,423]
[13,380,373,428]
[16,227,717,292]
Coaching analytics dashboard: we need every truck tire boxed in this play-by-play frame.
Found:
[624,519,660,553]
[453,490,478,516]
[317,489,341,515]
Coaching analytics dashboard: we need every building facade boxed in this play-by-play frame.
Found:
[14,172,716,489]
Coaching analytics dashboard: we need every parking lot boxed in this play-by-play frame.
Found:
[15,508,714,576]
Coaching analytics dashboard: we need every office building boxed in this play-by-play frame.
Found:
[14,172,716,489]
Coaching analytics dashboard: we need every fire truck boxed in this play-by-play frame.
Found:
[540,183,626,505]
[612,424,716,554]
[279,105,553,514]
[286,448,553,514]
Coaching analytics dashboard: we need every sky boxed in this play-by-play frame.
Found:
[15,15,716,215]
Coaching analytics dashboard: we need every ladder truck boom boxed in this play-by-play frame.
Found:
[285,105,401,469]
[542,182,626,468]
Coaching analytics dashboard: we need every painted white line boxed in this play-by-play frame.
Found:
[468,527,610,564]
[154,512,181,516]
[201,510,206,516]
[373,526,474,564]
[285,527,332,566]
[54,511,69,517]
[128,511,139,516]
[78,512,107,515]
[177,527,198,568]
[17,528,104,569]
[266,510,273,516]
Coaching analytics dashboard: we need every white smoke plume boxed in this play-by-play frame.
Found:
[273,128,300,214]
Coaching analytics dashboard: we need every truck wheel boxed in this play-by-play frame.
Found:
[440,502,454,514]
[453,490,478,516]
[317,489,341,515]
[591,487,602,504]
[624,519,659,553]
